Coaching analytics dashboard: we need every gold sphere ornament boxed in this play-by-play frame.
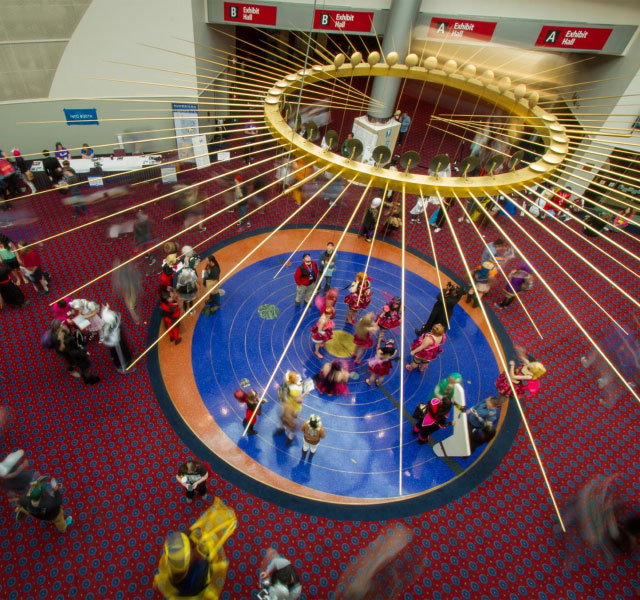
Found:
[367,51,381,66]
[443,59,458,74]
[386,51,399,66]
[350,52,363,67]
[423,56,438,70]
[462,64,477,78]
[528,91,540,108]
[513,83,527,99]
[498,76,512,92]
[404,53,419,68]
[333,53,346,68]
[482,69,495,83]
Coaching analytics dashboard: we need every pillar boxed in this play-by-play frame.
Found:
[367,0,421,122]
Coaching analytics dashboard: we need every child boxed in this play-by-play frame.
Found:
[311,306,335,359]
[353,312,378,365]
[234,389,261,434]
[365,338,397,387]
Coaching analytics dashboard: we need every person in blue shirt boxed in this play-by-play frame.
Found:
[466,396,501,431]
[80,143,95,159]
[397,111,411,146]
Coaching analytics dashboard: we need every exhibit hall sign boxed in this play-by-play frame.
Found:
[313,9,374,32]
[223,2,277,26]
[428,17,497,42]
[535,25,613,50]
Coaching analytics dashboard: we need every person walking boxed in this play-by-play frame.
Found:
[352,313,378,365]
[294,253,318,306]
[15,476,72,533]
[175,247,199,316]
[318,242,337,293]
[360,197,381,242]
[416,282,464,335]
[365,338,397,387]
[495,263,534,310]
[300,415,325,463]
[315,360,350,396]
[111,259,143,324]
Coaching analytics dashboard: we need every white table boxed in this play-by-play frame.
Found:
[31,155,163,174]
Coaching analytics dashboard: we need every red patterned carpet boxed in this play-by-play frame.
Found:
[1,138,639,600]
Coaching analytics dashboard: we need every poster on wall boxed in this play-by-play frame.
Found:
[172,103,199,162]
[191,135,211,170]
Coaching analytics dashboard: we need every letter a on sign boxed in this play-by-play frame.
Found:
[544,30,559,43]
[435,21,447,34]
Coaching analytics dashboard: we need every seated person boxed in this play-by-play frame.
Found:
[80,143,95,159]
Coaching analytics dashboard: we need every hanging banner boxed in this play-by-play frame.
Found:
[535,26,613,50]
[63,108,99,125]
[313,9,374,32]
[428,18,497,42]
[172,103,199,162]
[223,2,277,25]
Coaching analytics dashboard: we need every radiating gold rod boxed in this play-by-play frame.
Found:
[482,187,640,405]
[399,183,407,496]
[271,170,348,279]
[417,189,450,330]
[501,187,631,332]
[539,93,640,105]
[512,56,594,86]
[435,188,566,531]
[240,178,375,435]
[452,191,543,339]
[540,74,628,93]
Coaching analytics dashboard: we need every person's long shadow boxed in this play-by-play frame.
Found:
[290,456,311,484]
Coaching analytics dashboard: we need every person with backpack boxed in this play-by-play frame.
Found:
[412,397,453,444]
[175,246,199,316]
[260,548,302,600]
[15,476,72,533]
[406,323,446,373]
[293,253,318,307]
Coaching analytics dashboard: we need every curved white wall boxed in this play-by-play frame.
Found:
[49,0,198,99]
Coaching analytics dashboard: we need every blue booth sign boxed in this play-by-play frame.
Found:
[63,108,99,125]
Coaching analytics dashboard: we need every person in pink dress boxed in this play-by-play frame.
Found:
[344,272,372,324]
[406,324,446,373]
[352,313,378,365]
[365,338,397,387]
[316,360,350,396]
[375,296,402,339]
[495,357,546,403]
[311,306,335,359]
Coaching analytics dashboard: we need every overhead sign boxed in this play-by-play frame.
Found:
[223,2,277,26]
[63,108,98,125]
[429,17,497,42]
[535,26,613,50]
[313,9,374,32]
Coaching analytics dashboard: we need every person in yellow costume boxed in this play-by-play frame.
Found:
[153,498,237,599]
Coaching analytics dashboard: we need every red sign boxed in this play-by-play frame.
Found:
[223,2,277,26]
[429,17,497,42]
[313,9,374,32]
[535,26,612,50]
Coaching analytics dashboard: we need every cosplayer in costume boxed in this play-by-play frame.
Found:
[352,312,378,364]
[495,357,546,402]
[154,499,237,599]
[365,338,397,386]
[376,296,402,336]
[311,306,335,359]
[344,272,372,324]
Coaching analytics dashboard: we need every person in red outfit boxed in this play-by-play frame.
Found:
[16,242,49,295]
[159,288,182,345]
[294,253,318,306]
[234,389,261,434]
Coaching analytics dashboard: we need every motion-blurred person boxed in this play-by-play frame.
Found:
[365,338,397,387]
[99,304,133,373]
[15,476,72,533]
[344,272,372,324]
[352,313,378,365]
[260,548,302,600]
[160,287,182,345]
[235,389,261,434]
[315,360,350,396]
[111,259,143,324]
[53,321,99,384]
[176,246,199,316]
[495,263,534,310]
[133,210,155,265]
[416,282,464,334]
[10,149,35,194]
[41,150,63,185]
[464,259,496,308]
[0,449,35,500]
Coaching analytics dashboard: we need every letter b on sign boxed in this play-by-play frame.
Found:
[228,5,238,19]
[320,13,330,26]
